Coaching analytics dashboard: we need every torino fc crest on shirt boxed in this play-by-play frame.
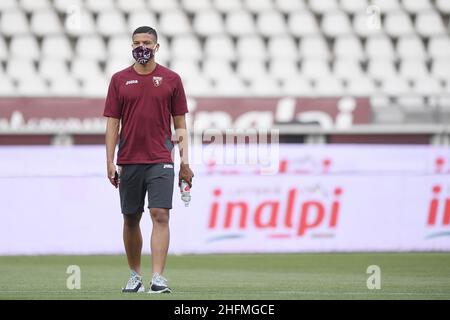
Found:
[153,76,163,87]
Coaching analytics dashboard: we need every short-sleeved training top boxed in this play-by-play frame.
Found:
[104,64,188,165]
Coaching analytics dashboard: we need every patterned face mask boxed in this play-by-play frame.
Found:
[132,46,154,64]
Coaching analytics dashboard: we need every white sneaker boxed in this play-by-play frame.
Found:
[148,273,172,294]
[122,271,145,293]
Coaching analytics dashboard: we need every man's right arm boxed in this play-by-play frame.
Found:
[106,117,120,188]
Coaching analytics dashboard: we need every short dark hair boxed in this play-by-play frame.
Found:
[132,26,158,41]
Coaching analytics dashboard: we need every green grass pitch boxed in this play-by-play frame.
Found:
[0,253,449,300]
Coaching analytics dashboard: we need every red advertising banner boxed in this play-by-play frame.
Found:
[0,97,372,132]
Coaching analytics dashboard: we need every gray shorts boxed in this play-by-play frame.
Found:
[118,163,175,214]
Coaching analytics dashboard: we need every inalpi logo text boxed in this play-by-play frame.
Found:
[207,187,343,239]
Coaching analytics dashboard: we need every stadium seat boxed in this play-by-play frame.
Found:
[334,36,365,60]
[193,9,225,36]
[396,36,427,60]
[371,0,401,12]
[154,35,170,64]
[366,35,396,60]
[249,78,281,97]
[97,10,128,37]
[340,0,368,13]
[108,35,133,60]
[105,57,133,78]
[116,0,146,13]
[202,59,235,81]
[170,59,202,81]
[204,35,236,61]
[281,77,314,96]
[384,11,415,37]
[301,59,331,80]
[436,0,450,13]
[413,77,444,95]
[0,63,6,78]
[309,0,339,13]
[19,0,51,12]
[314,78,345,97]
[380,77,412,96]
[0,37,8,61]
[273,0,306,13]
[346,77,377,96]
[428,36,450,59]
[416,11,446,36]
[81,77,109,97]
[30,9,63,36]
[171,35,203,61]
[159,10,192,36]
[64,9,96,36]
[48,77,81,96]
[321,11,353,37]
[181,0,211,12]
[213,0,242,13]
[257,11,287,37]
[445,81,450,94]
[183,77,213,96]
[269,58,299,81]
[367,59,398,80]
[127,10,158,34]
[76,36,107,61]
[41,35,73,61]
[333,59,364,80]
[39,59,70,81]
[0,9,30,36]
[17,77,49,96]
[402,0,433,13]
[431,59,450,81]
[268,36,298,60]
[71,59,104,81]
[226,10,256,36]
[214,76,248,96]
[53,0,83,13]
[0,78,16,96]
[243,0,274,13]
[236,35,267,60]
[288,11,320,37]
[399,59,429,80]
[0,0,18,11]
[353,12,383,37]
[147,0,179,13]
[85,0,115,13]
[236,59,268,82]
[9,35,40,61]
[299,36,330,59]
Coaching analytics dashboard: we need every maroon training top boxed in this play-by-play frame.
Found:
[104,64,188,165]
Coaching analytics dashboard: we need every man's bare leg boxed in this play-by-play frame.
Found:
[149,208,170,275]
[123,212,143,275]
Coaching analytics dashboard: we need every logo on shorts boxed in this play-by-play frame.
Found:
[153,76,163,87]
[125,80,138,86]
[163,164,173,169]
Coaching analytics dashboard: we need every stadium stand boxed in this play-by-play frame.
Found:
[0,0,449,127]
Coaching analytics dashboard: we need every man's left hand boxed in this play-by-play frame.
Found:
[179,164,194,188]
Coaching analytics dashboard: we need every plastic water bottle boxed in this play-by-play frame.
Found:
[180,180,191,207]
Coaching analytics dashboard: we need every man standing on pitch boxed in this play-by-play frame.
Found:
[104,26,194,294]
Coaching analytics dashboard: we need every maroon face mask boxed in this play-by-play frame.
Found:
[132,46,154,64]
